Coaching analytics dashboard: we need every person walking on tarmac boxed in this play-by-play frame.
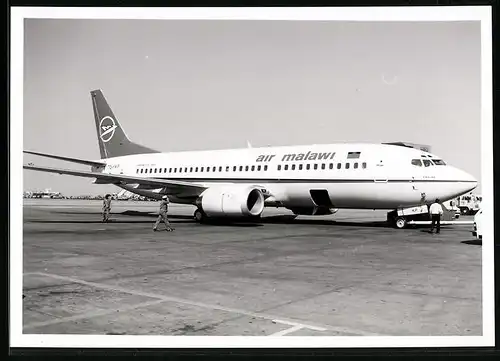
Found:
[102,194,112,222]
[429,198,444,234]
[153,195,174,232]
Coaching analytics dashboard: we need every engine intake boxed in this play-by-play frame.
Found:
[197,186,265,217]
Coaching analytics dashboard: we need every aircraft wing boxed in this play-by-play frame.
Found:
[23,164,207,196]
[24,150,106,167]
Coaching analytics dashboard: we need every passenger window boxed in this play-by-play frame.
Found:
[284,165,288,170]
[321,164,325,170]
[306,164,310,170]
[136,169,139,173]
[411,159,422,167]
[239,166,243,171]
[154,168,157,173]
[337,163,341,169]
[346,163,350,169]
[219,166,222,172]
[226,166,229,172]
[165,168,168,173]
[423,160,432,167]
[233,166,236,171]
[299,164,303,170]
[201,167,204,172]
[174,168,177,173]
[354,163,358,169]
[251,165,255,171]
[189,167,192,172]
[314,164,318,170]
[291,164,296,170]
[212,167,216,172]
[278,165,281,171]
[257,165,261,171]
[245,166,249,171]
[264,165,268,171]
[362,162,367,169]
[139,169,143,173]
[329,163,333,169]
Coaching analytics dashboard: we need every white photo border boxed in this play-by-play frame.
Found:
[10,6,494,348]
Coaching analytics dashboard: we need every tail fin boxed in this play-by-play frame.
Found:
[91,89,159,159]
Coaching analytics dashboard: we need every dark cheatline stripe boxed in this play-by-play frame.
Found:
[146,177,476,184]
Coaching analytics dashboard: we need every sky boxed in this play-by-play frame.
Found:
[23,19,482,196]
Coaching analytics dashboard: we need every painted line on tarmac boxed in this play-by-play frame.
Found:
[24,272,384,336]
[269,325,304,336]
[271,318,325,331]
[23,299,167,330]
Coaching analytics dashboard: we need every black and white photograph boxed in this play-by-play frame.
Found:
[10,6,494,349]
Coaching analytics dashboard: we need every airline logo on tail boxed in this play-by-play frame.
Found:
[99,116,117,143]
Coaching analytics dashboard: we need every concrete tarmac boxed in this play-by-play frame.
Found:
[22,199,482,336]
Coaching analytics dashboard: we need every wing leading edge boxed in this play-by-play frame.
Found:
[23,164,207,196]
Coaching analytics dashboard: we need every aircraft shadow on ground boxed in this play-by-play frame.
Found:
[24,220,194,224]
[118,212,391,228]
[461,239,482,246]
[29,210,444,230]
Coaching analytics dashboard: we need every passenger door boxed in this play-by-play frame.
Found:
[373,159,388,183]
[410,158,428,203]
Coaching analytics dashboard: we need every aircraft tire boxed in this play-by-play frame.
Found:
[194,209,206,223]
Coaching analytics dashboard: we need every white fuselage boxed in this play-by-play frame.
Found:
[98,143,477,210]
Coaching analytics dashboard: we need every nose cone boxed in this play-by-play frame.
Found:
[454,167,478,193]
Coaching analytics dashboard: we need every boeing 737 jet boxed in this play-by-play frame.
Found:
[23,90,478,228]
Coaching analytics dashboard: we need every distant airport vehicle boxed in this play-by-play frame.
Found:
[472,209,483,240]
[455,193,482,215]
[23,90,478,227]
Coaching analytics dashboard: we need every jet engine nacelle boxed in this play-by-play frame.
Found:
[197,185,265,218]
[289,206,339,216]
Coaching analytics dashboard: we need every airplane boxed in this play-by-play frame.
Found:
[27,188,63,199]
[23,89,478,228]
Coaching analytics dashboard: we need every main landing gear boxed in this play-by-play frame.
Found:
[194,208,207,223]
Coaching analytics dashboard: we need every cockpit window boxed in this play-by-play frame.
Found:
[432,159,446,165]
[423,159,432,167]
[411,159,422,166]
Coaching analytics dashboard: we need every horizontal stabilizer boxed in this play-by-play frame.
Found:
[24,150,106,167]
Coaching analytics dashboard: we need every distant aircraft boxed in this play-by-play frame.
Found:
[23,90,477,227]
[30,188,62,199]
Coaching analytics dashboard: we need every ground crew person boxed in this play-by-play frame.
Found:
[429,198,443,234]
[102,194,112,222]
[153,195,174,231]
